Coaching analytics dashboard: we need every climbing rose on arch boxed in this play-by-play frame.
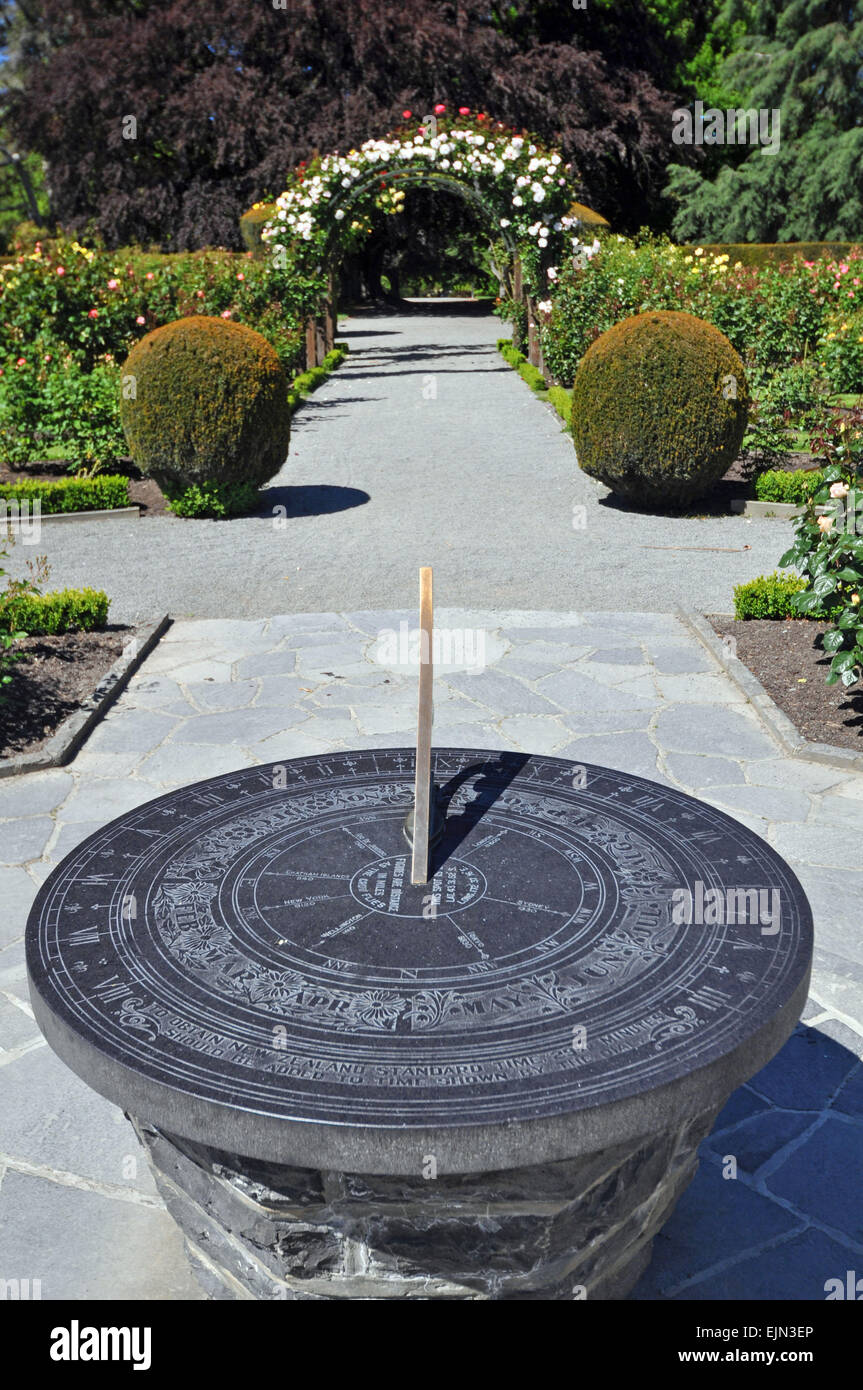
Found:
[261,114,580,293]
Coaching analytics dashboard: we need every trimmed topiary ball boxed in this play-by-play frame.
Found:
[120,316,290,500]
[571,310,749,508]
[240,203,278,260]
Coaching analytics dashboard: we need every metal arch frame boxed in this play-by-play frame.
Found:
[318,165,519,263]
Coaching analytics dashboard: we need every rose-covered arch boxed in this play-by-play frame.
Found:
[261,110,585,361]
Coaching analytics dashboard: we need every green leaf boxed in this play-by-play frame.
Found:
[793,591,823,613]
[778,548,800,568]
[822,629,846,652]
[841,667,859,688]
[835,567,863,582]
[813,574,838,597]
[830,651,857,673]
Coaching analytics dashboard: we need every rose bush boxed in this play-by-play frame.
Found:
[0,232,313,468]
[779,409,863,690]
[540,232,863,388]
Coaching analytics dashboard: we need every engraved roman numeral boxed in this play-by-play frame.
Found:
[91,974,134,1003]
[68,926,101,946]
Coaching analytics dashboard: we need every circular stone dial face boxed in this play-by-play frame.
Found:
[27,750,812,1130]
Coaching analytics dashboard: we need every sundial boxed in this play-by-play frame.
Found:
[26,571,813,1296]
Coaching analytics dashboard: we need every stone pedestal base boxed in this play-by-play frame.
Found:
[131,1109,719,1300]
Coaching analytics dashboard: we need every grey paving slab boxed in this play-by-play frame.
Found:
[650,646,714,675]
[536,668,656,716]
[663,753,747,789]
[637,1225,856,1300]
[655,703,779,761]
[0,866,39,948]
[0,773,74,819]
[497,715,572,754]
[86,708,179,754]
[0,817,54,865]
[58,778,159,823]
[556,732,667,781]
[833,1065,863,1120]
[811,948,863,1022]
[0,995,41,1051]
[135,743,251,787]
[631,1161,804,1298]
[772,822,863,869]
[710,1086,773,1133]
[703,1109,815,1176]
[745,1024,860,1111]
[184,679,260,711]
[169,707,305,746]
[704,784,812,823]
[793,868,863,966]
[764,1116,863,1242]
[0,1044,159,1193]
[445,670,561,715]
[745,758,847,793]
[817,794,863,830]
[0,1171,205,1300]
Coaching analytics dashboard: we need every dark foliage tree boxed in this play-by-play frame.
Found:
[5,0,680,249]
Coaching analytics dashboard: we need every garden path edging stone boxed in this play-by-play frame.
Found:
[679,607,863,775]
[0,614,171,780]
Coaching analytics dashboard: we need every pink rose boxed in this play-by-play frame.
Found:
[221,309,231,318]
[16,357,26,366]
[434,103,445,114]
[107,278,119,289]
[236,272,244,280]
[56,266,65,276]
[402,110,412,119]
[196,289,204,298]
[135,315,146,325]
[146,272,154,280]
[88,308,99,318]
[459,106,470,115]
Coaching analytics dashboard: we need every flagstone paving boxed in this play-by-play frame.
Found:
[1,609,862,1299]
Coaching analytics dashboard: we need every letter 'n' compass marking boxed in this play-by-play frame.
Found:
[402,566,444,884]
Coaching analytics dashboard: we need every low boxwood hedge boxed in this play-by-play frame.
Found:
[288,346,348,410]
[753,469,825,504]
[0,475,130,514]
[497,339,571,427]
[0,586,110,634]
[732,571,841,620]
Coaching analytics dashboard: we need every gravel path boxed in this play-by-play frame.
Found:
[5,308,794,623]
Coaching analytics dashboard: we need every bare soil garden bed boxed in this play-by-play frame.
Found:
[710,615,863,751]
[0,627,131,759]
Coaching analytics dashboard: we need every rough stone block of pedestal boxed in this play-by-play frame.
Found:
[131,1106,719,1300]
